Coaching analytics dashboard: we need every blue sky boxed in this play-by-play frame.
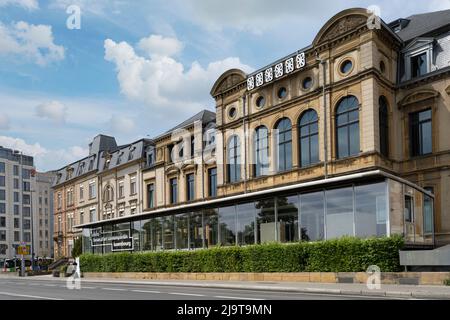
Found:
[0,0,448,171]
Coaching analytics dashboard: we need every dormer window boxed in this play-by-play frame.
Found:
[88,156,95,171]
[66,167,73,180]
[411,52,428,78]
[117,152,124,165]
[128,146,136,161]
[403,38,434,81]
[77,162,85,176]
[103,154,111,170]
[146,146,155,167]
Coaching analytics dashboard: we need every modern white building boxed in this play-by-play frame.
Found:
[0,146,55,261]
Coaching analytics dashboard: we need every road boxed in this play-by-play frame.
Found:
[0,277,412,300]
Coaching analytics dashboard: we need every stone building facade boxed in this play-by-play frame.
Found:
[73,8,450,254]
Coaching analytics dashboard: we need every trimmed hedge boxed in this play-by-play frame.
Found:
[80,236,404,273]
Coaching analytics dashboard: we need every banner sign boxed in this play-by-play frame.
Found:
[112,238,134,252]
[91,229,134,252]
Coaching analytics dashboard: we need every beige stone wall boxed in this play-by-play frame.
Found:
[98,162,143,220]
[143,122,217,211]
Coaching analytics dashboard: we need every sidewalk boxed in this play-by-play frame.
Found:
[2,274,450,299]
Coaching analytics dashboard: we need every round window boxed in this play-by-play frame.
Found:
[340,60,353,74]
[277,87,287,99]
[380,61,386,73]
[302,77,313,90]
[228,107,237,119]
[256,96,266,108]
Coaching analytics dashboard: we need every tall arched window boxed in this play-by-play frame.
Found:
[227,135,241,183]
[299,109,319,167]
[276,118,292,172]
[336,96,360,159]
[254,126,269,177]
[379,96,389,157]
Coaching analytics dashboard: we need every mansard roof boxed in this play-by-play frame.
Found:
[390,9,450,42]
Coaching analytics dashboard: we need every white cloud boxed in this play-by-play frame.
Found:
[0,21,65,66]
[35,100,67,123]
[104,36,253,116]
[108,115,135,134]
[0,135,46,157]
[138,35,183,57]
[0,114,10,130]
[0,0,38,10]
[0,135,89,170]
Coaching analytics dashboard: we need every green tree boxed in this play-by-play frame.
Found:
[71,237,83,258]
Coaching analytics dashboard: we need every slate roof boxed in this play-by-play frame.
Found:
[97,139,153,174]
[390,9,450,42]
[153,110,216,140]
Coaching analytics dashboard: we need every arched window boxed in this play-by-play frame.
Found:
[276,118,292,172]
[227,135,241,183]
[379,96,389,157]
[336,96,360,159]
[104,185,114,202]
[254,126,269,177]
[299,109,319,167]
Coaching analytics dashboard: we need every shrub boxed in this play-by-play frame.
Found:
[79,236,404,273]
[444,279,450,286]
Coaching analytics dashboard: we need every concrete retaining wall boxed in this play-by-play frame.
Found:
[83,272,450,286]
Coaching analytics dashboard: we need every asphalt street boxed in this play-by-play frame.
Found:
[0,277,414,300]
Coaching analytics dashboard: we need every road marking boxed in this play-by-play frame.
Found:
[214,296,264,300]
[168,292,205,297]
[43,284,57,287]
[0,291,63,300]
[82,286,97,289]
[131,290,161,294]
[101,288,128,291]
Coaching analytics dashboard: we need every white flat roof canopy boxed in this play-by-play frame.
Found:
[75,169,434,229]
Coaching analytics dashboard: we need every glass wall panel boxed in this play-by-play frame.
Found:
[355,182,387,238]
[132,220,141,252]
[113,222,132,252]
[277,195,299,243]
[236,202,256,246]
[190,211,203,249]
[163,216,174,250]
[300,191,324,241]
[103,224,113,254]
[175,213,189,250]
[92,227,103,254]
[326,187,354,239]
[219,206,236,246]
[141,219,153,251]
[256,198,276,243]
[204,209,218,248]
[82,228,92,254]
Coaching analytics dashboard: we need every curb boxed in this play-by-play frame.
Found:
[3,275,450,299]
